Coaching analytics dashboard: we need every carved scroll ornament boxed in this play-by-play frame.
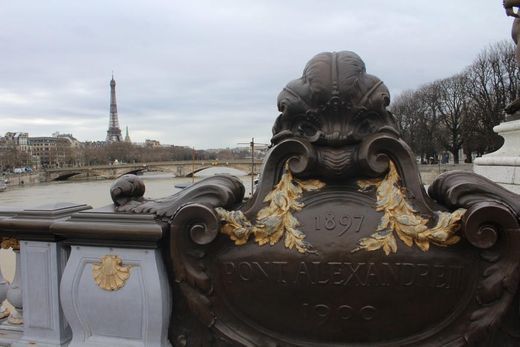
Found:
[110,51,520,346]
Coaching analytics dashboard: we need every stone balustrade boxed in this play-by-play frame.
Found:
[0,202,171,347]
[0,208,23,344]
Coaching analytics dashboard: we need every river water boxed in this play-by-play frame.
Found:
[0,169,253,280]
[0,168,253,209]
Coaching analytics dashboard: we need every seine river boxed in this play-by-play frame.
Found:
[0,168,253,281]
[0,168,253,209]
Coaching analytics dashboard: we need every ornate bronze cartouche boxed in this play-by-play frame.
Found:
[112,51,520,346]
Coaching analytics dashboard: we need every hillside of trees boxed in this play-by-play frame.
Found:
[391,41,520,164]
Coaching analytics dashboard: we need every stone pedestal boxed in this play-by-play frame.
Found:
[60,246,171,347]
[474,119,520,193]
[0,202,92,347]
[13,241,71,347]
[51,205,171,347]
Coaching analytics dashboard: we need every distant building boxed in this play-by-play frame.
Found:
[29,133,80,168]
[106,74,123,143]
[53,132,81,148]
[4,132,29,152]
[0,132,34,170]
[82,141,106,147]
[144,139,161,148]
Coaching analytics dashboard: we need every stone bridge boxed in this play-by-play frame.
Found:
[42,159,263,181]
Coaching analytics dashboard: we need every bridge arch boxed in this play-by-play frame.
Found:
[53,172,82,181]
[118,168,147,177]
[42,159,262,182]
[187,166,249,177]
[185,166,211,178]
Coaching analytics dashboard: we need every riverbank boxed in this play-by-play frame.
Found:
[1,172,40,187]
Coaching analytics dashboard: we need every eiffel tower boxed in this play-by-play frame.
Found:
[106,74,123,142]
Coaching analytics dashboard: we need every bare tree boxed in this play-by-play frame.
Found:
[465,41,520,154]
[392,41,520,163]
[391,83,446,163]
[435,74,469,164]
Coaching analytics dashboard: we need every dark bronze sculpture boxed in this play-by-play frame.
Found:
[112,51,520,346]
[503,0,520,120]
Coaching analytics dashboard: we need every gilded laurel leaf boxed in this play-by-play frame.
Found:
[298,179,326,192]
[92,255,131,291]
[357,177,382,190]
[353,161,466,255]
[351,231,397,256]
[216,208,254,245]
[217,162,325,254]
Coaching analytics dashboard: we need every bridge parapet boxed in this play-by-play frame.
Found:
[0,202,171,347]
[43,159,263,181]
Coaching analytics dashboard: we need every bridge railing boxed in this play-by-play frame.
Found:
[0,202,171,347]
[0,204,92,346]
[43,159,263,172]
[0,208,23,344]
[43,159,264,182]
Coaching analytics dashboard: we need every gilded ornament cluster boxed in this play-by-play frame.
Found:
[217,163,325,253]
[353,161,466,255]
[0,237,19,251]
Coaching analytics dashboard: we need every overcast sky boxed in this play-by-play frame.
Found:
[0,1,513,148]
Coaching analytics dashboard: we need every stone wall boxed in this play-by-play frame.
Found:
[419,164,473,185]
[4,173,40,186]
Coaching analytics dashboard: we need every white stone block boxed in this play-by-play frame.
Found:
[60,246,171,347]
[473,165,516,185]
[13,241,70,347]
[474,120,520,192]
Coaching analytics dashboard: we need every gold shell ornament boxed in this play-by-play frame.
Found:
[92,255,131,291]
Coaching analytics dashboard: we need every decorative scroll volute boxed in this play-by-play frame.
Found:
[169,203,219,330]
[428,173,520,345]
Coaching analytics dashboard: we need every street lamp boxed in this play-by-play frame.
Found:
[237,137,268,195]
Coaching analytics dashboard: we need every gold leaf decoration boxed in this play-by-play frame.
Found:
[216,162,325,253]
[353,161,466,255]
[217,209,254,245]
[1,237,19,251]
[92,255,131,291]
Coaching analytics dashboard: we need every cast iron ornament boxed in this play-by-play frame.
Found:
[111,51,520,346]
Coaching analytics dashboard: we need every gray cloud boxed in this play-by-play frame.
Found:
[0,0,512,148]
